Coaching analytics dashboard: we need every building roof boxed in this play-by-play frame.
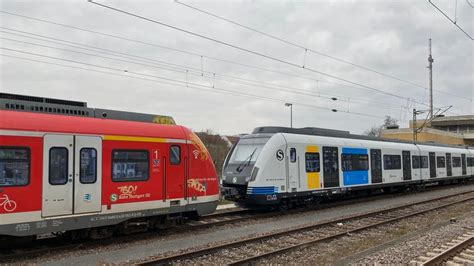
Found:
[430,115,474,126]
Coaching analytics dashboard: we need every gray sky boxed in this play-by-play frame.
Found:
[1,0,472,135]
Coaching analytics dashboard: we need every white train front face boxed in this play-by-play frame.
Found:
[221,127,473,207]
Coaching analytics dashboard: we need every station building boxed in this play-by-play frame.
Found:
[381,115,474,146]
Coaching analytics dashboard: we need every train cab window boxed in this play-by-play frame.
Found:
[383,155,401,170]
[421,156,429,169]
[80,148,97,184]
[0,147,30,187]
[170,146,181,165]
[341,154,369,171]
[305,153,320,172]
[49,147,69,185]
[436,156,446,168]
[290,148,297,163]
[452,157,461,168]
[112,150,149,182]
[412,156,420,169]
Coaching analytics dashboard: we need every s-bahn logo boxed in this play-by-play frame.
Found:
[0,194,17,212]
[110,194,118,202]
[276,149,284,161]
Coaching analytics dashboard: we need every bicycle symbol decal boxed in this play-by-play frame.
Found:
[0,194,17,212]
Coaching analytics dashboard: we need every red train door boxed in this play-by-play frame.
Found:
[42,134,102,217]
[166,144,186,201]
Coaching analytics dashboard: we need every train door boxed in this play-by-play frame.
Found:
[43,134,74,217]
[461,154,467,175]
[429,152,436,178]
[74,136,102,214]
[166,144,185,201]
[446,153,452,176]
[287,147,299,192]
[370,149,382,184]
[402,151,412,180]
[322,147,339,188]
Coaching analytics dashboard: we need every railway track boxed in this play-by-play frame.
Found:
[136,191,474,265]
[410,231,474,265]
[1,184,471,263]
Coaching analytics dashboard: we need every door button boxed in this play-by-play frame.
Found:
[69,179,73,182]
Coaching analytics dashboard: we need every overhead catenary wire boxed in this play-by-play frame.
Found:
[0,50,385,119]
[174,0,440,92]
[0,34,407,112]
[0,10,470,104]
[429,0,474,40]
[87,0,468,113]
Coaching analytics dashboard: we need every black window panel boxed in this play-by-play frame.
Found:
[322,147,339,188]
[80,148,97,184]
[383,155,401,170]
[452,157,461,168]
[370,149,382,184]
[412,156,420,169]
[429,152,436,178]
[290,148,297,163]
[49,147,69,185]
[437,156,446,168]
[446,153,452,176]
[112,150,149,182]
[467,157,473,167]
[421,156,429,169]
[305,152,320,172]
[402,151,411,180]
[0,147,30,187]
[461,154,466,175]
[170,145,181,165]
[341,154,368,171]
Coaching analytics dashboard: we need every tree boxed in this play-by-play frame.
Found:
[195,129,233,178]
[364,115,399,137]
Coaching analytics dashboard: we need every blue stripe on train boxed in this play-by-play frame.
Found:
[247,186,278,195]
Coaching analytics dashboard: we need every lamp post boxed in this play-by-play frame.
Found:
[285,103,293,128]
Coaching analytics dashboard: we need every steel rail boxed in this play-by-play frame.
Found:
[136,191,474,265]
[421,233,474,265]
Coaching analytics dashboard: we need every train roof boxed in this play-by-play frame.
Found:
[250,126,471,149]
[0,92,175,125]
[0,110,187,139]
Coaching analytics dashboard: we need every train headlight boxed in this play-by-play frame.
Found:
[250,167,259,182]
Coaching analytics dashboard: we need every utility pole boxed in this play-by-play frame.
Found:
[428,38,434,118]
[285,103,293,128]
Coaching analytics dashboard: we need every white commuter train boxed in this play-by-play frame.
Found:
[221,127,474,207]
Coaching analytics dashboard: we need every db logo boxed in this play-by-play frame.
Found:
[266,194,278,201]
[276,149,284,161]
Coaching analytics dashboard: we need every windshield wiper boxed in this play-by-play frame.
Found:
[236,148,257,173]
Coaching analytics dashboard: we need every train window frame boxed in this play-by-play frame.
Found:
[468,157,474,167]
[412,155,420,169]
[452,157,461,168]
[0,146,30,187]
[436,156,446,168]
[111,149,150,182]
[79,148,97,184]
[305,152,320,173]
[383,154,401,170]
[290,148,297,163]
[341,154,369,171]
[49,147,69,186]
[421,156,429,169]
[169,145,181,165]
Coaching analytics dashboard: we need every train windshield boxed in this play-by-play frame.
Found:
[228,137,269,164]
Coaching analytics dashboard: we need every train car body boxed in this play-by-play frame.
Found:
[0,109,218,238]
[221,127,473,207]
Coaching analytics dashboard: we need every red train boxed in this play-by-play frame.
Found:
[0,94,219,240]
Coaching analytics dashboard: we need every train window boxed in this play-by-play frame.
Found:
[290,148,297,163]
[421,156,429,169]
[112,150,149,182]
[383,155,401,170]
[170,145,181,165]
[436,156,446,168]
[305,153,320,172]
[468,157,474,167]
[452,157,461,168]
[80,148,97,184]
[0,147,30,187]
[49,147,69,185]
[412,156,420,169]
[341,154,369,171]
